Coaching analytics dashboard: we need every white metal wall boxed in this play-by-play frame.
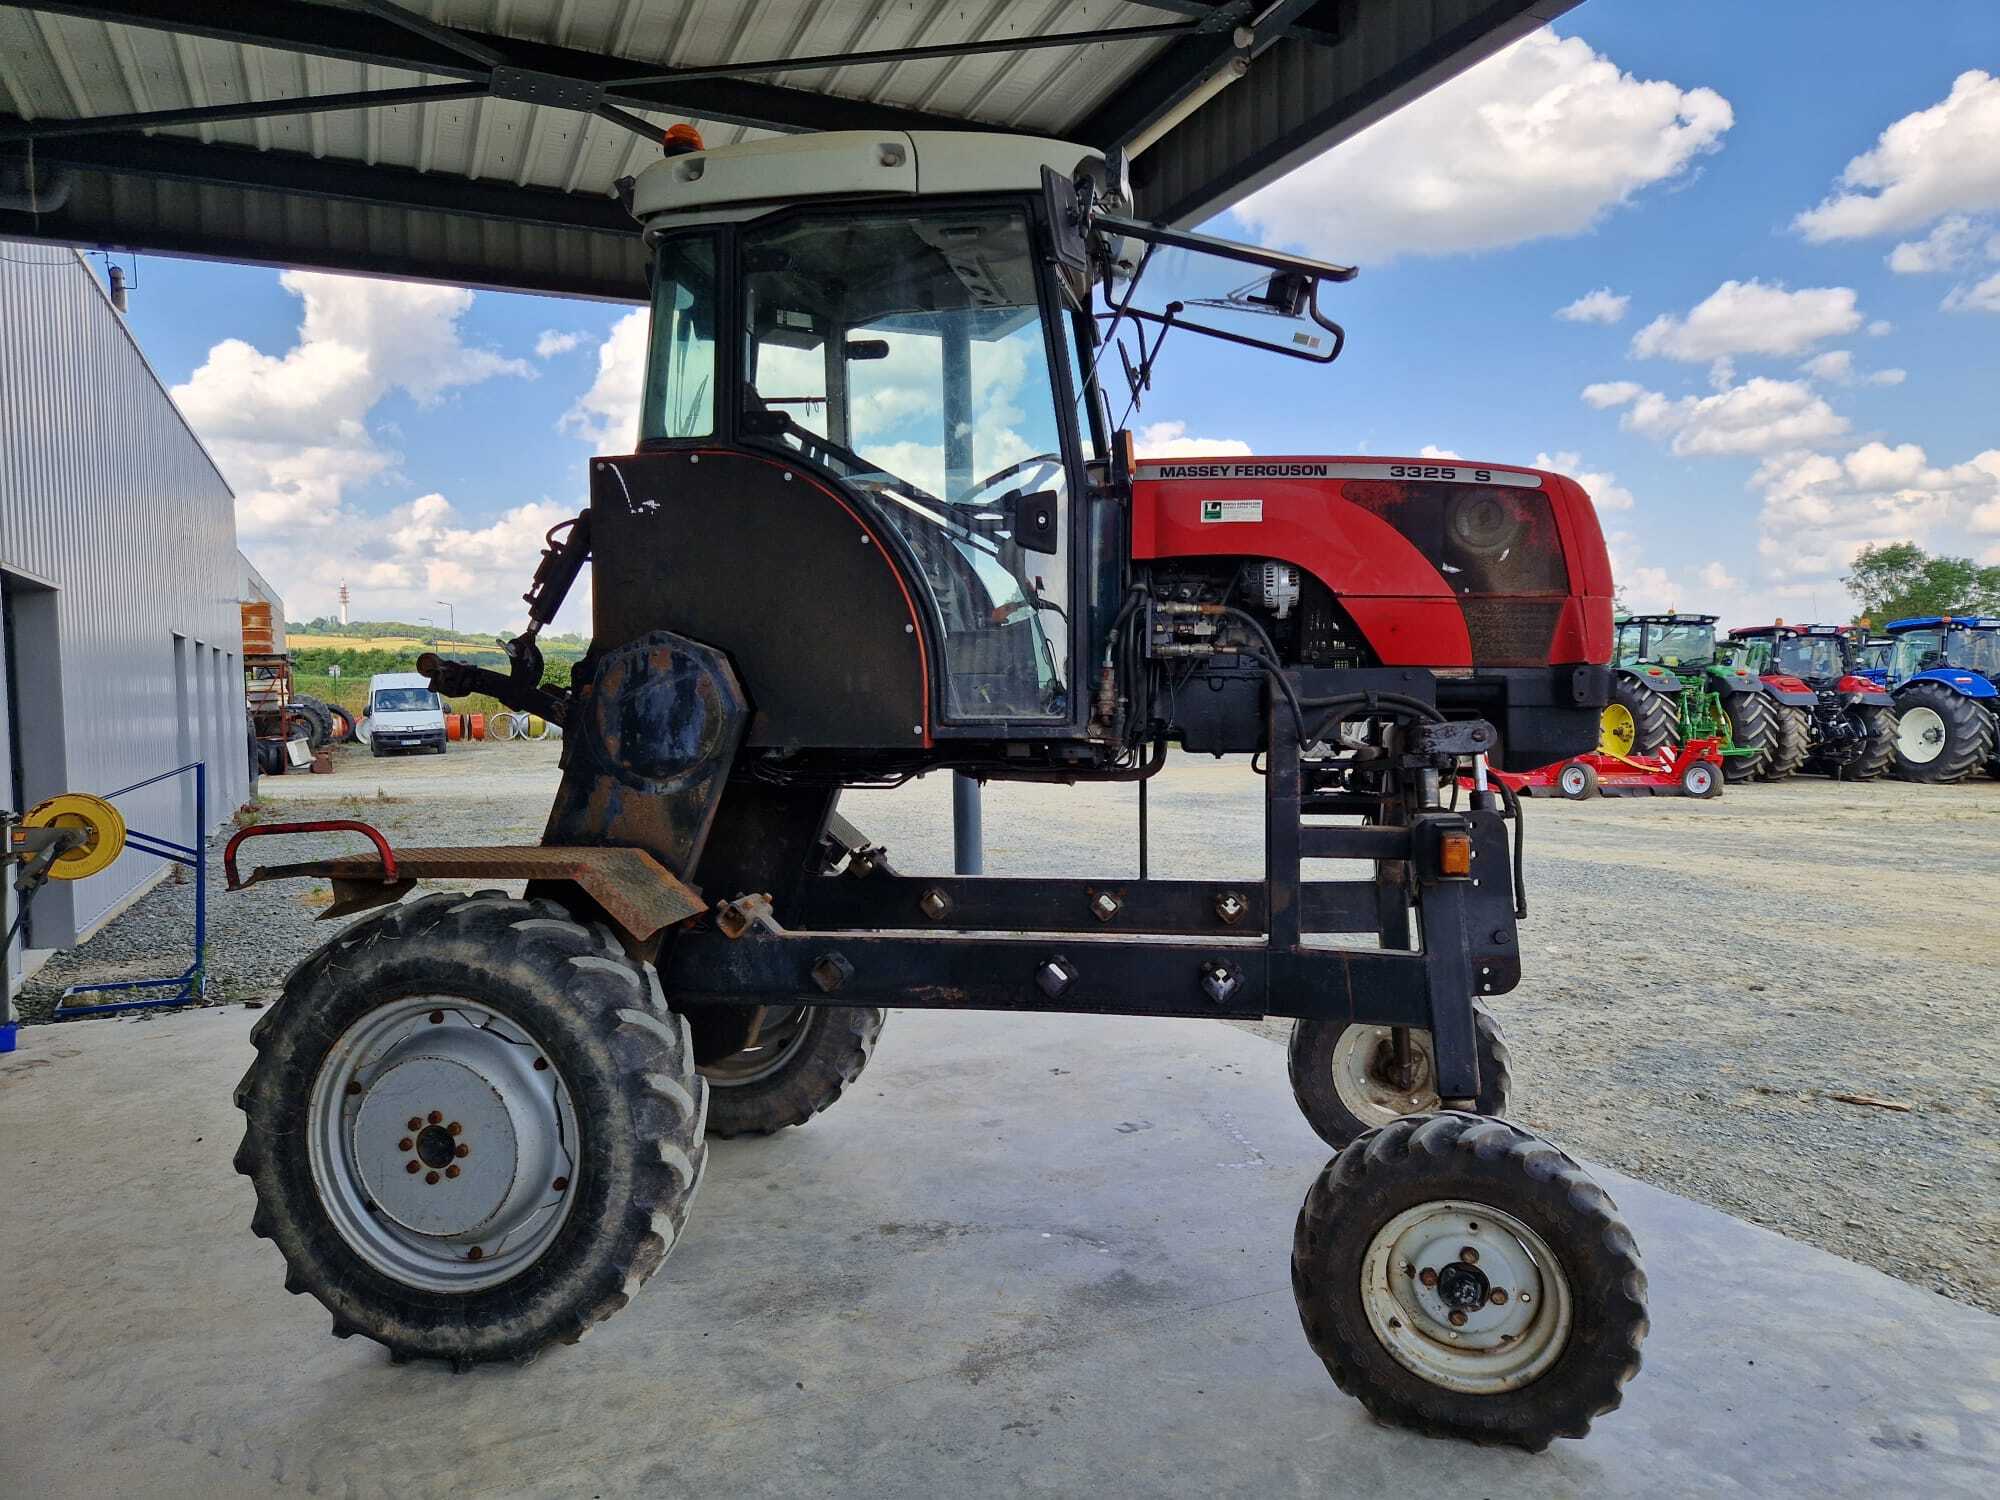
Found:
[0,240,247,959]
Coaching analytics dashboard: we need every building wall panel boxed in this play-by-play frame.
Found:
[0,240,247,958]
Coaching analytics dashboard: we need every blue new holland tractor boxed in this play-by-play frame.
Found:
[1877,615,2000,783]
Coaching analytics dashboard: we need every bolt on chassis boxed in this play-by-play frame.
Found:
[227,130,1641,1448]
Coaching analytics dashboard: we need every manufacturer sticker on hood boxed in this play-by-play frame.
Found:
[1200,498,1262,523]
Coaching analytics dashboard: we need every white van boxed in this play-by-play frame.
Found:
[363,672,448,756]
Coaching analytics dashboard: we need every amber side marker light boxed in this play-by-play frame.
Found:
[1438,832,1473,878]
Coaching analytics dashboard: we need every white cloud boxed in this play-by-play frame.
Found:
[1581,380,1645,409]
[1868,319,1894,336]
[172,270,529,538]
[1533,451,1634,511]
[261,492,591,635]
[1234,29,1731,263]
[561,309,649,449]
[1616,376,1849,458]
[1752,441,2000,580]
[1887,215,1989,273]
[1800,349,1907,386]
[1417,444,1464,460]
[1135,421,1254,458]
[1698,561,1740,591]
[1795,71,2000,242]
[535,329,586,358]
[1943,271,2000,313]
[1555,288,1630,324]
[1630,279,1863,361]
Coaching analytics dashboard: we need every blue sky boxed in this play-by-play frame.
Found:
[115,0,2000,633]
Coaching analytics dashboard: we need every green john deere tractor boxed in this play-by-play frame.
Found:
[1602,614,1777,782]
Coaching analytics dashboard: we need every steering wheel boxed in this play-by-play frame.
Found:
[964,452,1064,506]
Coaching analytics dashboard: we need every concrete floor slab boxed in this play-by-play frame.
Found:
[2,1006,1993,1498]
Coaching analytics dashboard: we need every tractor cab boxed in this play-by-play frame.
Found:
[1883,616,2000,683]
[1725,623,1849,684]
[1616,613,1721,671]
[607,128,1360,755]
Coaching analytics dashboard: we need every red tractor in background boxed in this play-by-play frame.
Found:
[1726,622,1898,780]
[222,130,1641,1449]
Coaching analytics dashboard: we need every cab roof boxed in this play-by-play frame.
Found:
[1884,615,2000,631]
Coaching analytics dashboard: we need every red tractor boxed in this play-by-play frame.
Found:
[224,132,1639,1448]
[1726,623,1898,780]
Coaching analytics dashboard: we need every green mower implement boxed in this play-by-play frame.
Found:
[1605,614,1776,782]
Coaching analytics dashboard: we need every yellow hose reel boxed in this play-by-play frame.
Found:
[21,793,127,880]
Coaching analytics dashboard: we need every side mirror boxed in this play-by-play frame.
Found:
[1041,166,1088,277]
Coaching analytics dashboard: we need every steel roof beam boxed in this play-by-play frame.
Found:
[0,80,486,142]
[1075,0,1321,153]
[8,0,986,135]
[1115,0,1341,46]
[7,118,636,233]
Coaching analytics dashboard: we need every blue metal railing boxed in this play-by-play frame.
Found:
[53,760,208,1019]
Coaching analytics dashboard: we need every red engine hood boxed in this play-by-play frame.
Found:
[1131,455,1613,670]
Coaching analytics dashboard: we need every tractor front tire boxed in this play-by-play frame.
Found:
[697,1004,885,1138]
[1720,692,1776,783]
[233,892,708,1367]
[1601,677,1675,758]
[1761,705,1809,782]
[1289,1003,1511,1150]
[1891,682,1994,784]
[1292,1113,1647,1449]
[1841,704,1898,782]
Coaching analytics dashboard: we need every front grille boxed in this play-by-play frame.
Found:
[1461,599,1561,668]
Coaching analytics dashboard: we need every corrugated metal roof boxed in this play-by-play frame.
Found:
[0,2,1577,298]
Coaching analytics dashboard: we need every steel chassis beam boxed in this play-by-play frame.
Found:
[670,699,1515,1099]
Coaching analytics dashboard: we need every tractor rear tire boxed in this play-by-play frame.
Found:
[1840,705,1897,782]
[1289,1002,1511,1150]
[1761,705,1809,782]
[697,1004,885,1138]
[1292,1113,1647,1449]
[233,892,708,1367]
[1891,682,1994,784]
[1720,693,1776,783]
[1601,677,1675,758]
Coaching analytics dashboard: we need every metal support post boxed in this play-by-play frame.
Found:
[952,773,984,876]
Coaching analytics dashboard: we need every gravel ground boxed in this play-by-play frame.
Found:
[18,738,1998,1315]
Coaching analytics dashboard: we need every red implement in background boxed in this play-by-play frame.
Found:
[1463,738,1726,800]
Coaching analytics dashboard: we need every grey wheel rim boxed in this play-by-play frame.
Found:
[307,996,580,1292]
[701,1006,816,1086]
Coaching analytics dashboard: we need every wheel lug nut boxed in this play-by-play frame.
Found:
[1448,1309,1467,1327]
[398,1137,413,1152]
[467,1247,483,1261]
[429,1010,444,1024]
[533,1058,548,1071]
[552,1176,568,1192]
[1418,1267,1438,1288]
[407,1117,422,1132]
[425,1171,440,1185]
[428,1111,443,1125]
[346,1080,363,1096]
[455,1143,470,1158]
[1459,1247,1479,1264]
[405,1161,421,1174]
[1490,1288,1509,1306]
[448,1121,462,1136]
[445,1165,460,1179]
